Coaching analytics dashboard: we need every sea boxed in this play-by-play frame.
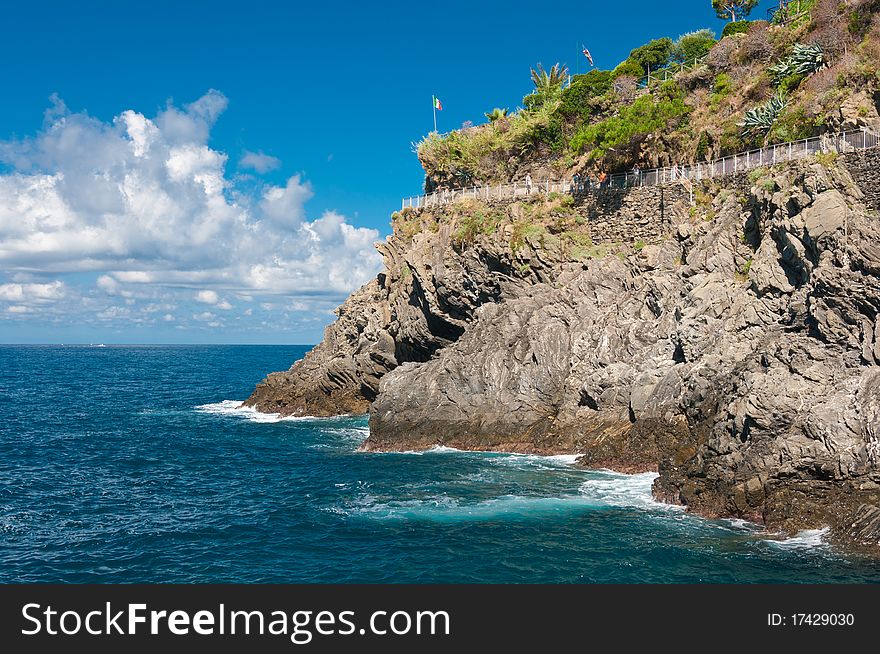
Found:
[1,344,879,583]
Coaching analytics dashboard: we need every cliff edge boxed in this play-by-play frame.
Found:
[245,153,880,552]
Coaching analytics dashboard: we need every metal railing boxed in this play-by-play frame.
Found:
[641,55,709,88]
[401,128,880,210]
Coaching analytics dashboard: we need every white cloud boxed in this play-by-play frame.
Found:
[195,290,219,304]
[0,91,383,334]
[259,174,312,227]
[0,281,65,302]
[96,306,130,320]
[240,150,281,173]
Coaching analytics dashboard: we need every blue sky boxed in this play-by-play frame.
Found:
[0,0,776,343]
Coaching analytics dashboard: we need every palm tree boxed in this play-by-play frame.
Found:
[485,107,509,122]
[530,63,569,93]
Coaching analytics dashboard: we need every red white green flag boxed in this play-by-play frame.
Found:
[433,96,443,111]
[582,45,594,66]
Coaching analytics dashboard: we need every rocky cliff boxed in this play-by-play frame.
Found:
[245,154,880,552]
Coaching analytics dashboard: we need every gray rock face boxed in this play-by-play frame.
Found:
[247,158,880,551]
[365,160,880,547]
[243,220,543,416]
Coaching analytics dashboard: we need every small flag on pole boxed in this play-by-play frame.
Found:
[582,45,594,67]
[433,96,443,111]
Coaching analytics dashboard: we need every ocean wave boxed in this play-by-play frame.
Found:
[487,452,581,469]
[578,471,683,511]
[335,470,680,523]
[380,447,580,468]
[722,518,762,532]
[764,528,830,550]
[335,492,600,522]
[194,400,340,424]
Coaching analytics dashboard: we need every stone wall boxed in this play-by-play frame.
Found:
[574,183,690,244]
[843,149,880,211]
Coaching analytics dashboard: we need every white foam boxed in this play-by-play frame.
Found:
[765,527,830,549]
[724,518,761,532]
[370,446,580,465]
[194,400,323,423]
[340,493,600,522]
[336,469,682,523]
[379,446,471,456]
[492,452,581,467]
[578,471,683,511]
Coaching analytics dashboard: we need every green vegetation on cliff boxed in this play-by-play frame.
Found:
[416,0,880,190]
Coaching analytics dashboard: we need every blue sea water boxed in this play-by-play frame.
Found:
[1,344,880,584]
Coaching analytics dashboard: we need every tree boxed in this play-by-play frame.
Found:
[712,0,758,22]
[672,29,716,64]
[627,38,674,75]
[530,63,569,93]
[485,108,509,122]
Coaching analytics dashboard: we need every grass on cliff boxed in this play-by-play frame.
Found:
[452,207,506,245]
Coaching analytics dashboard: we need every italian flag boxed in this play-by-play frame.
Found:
[433,96,443,111]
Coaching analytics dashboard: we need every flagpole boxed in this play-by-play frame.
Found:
[433,96,437,133]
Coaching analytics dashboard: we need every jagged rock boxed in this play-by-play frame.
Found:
[244,214,555,416]
[247,156,880,554]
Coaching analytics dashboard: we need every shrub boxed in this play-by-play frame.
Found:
[672,29,717,64]
[706,35,740,70]
[570,84,690,159]
[767,105,823,142]
[559,70,613,117]
[612,58,645,80]
[624,38,674,76]
[814,151,838,168]
[709,72,733,110]
[737,22,774,64]
[510,222,547,252]
[696,130,712,160]
[453,210,504,245]
[722,20,752,38]
[777,72,807,94]
[848,9,872,36]
[612,75,639,99]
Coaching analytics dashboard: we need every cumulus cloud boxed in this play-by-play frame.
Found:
[0,91,383,335]
[0,281,66,302]
[240,150,281,173]
[195,290,219,305]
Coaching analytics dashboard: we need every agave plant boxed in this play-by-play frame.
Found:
[769,42,825,83]
[789,42,826,75]
[530,63,569,93]
[741,94,788,137]
[768,58,793,82]
[485,107,509,122]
